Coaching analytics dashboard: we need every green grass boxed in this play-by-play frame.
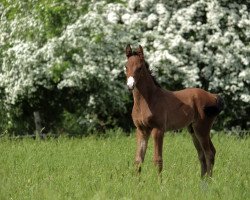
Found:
[0,130,249,200]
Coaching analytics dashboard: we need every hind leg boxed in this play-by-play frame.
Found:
[197,136,215,177]
[209,139,216,165]
[193,120,216,177]
[188,125,207,177]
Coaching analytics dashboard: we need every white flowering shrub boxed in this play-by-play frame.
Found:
[0,0,249,134]
[0,0,131,134]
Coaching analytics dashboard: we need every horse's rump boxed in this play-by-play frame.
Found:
[204,95,224,117]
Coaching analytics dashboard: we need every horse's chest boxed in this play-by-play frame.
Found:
[132,107,154,128]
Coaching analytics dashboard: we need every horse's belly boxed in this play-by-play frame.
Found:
[165,107,195,131]
[165,119,192,131]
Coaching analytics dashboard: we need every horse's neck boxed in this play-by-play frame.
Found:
[132,71,157,107]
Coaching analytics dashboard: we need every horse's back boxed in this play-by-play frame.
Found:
[173,88,217,104]
[172,88,223,119]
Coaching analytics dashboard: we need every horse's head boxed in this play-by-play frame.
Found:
[125,44,146,90]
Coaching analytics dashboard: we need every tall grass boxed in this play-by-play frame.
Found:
[0,130,249,200]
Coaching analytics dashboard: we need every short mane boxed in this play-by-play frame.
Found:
[144,61,161,88]
[132,51,161,88]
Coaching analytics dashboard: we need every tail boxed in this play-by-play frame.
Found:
[204,95,224,117]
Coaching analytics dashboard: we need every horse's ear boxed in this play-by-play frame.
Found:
[137,45,144,60]
[126,44,132,58]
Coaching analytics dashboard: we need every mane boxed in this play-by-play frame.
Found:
[144,62,161,88]
[132,51,161,88]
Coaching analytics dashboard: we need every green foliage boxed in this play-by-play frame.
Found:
[51,61,70,83]
[37,1,77,39]
[0,132,249,199]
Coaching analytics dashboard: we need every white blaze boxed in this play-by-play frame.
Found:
[127,76,135,89]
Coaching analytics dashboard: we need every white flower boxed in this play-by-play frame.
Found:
[107,11,119,24]
[163,50,179,64]
[121,13,131,24]
[140,0,153,10]
[240,94,250,103]
[147,13,158,28]
[155,3,166,15]
[128,0,138,10]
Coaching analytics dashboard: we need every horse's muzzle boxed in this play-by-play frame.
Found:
[127,85,135,91]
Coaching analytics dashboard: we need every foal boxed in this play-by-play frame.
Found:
[125,45,223,177]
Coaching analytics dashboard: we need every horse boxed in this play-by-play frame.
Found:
[124,44,224,177]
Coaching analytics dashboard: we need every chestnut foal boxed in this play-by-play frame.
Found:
[125,45,223,177]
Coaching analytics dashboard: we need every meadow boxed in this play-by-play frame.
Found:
[0,130,249,200]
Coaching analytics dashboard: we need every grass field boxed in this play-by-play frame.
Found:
[0,130,249,200]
